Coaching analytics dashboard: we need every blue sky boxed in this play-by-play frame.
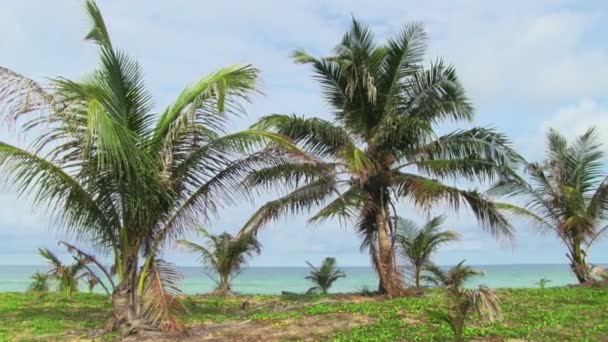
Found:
[1,0,608,267]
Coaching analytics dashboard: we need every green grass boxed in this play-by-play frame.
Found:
[1,288,607,341]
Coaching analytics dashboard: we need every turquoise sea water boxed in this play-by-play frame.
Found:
[0,264,589,294]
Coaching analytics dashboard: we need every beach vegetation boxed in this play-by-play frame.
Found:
[178,228,261,295]
[37,248,87,299]
[305,257,346,294]
[28,271,50,293]
[425,261,502,342]
[396,215,459,290]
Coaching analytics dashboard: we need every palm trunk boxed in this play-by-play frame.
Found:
[569,238,590,284]
[215,274,232,295]
[414,265,421,289]
[107,254,146,334]
[375,205,406,297]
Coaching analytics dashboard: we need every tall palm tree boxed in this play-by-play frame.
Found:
[0,1,287,332]
[396,215,459,289]
[241,19,518,297]
[490,128,608,283]
[178,228,261,295]
[305,257,346,294]
[38,248,87,299]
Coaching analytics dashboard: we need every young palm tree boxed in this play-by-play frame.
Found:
[396,215,459,289]
[305,257,346,294]
[425,261,502,342]
[536,277,552,290]
[28,271,50,292]
[178,228,261,295]
[0,1,287,332]
[242,18,518,297]
[38,248,86,299]
[490,128,608,283]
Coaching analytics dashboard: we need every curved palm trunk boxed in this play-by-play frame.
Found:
[375,205,406,297]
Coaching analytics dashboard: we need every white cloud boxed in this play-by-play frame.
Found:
[541,99,608,146]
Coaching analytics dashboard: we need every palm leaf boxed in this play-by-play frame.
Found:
[142,260,187,332]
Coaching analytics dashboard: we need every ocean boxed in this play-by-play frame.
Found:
[0,264,584,294]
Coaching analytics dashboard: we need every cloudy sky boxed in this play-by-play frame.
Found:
[1,0,608,267]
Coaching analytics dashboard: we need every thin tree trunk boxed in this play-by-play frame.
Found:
[414,266,421,289]
[375,205,406,297]
[215,275,232,296]
[107,254,147,335]
[569,238,590,284]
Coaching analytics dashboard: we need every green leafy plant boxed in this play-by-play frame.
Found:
[28,271,50,292]
[38,248,87,299]
[178,228,261,295]
[491,128,608,284]
[396,215,459,290]
[242,18,519,298]
[0,0,286,333]
[426,261,502,342]
[305,257,346,294]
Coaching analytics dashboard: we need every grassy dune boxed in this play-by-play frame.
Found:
[1,288,607,341]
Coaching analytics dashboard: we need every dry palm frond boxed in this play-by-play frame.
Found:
[142,259,187,332]
[465,285,502,322]
[0,66,52,127]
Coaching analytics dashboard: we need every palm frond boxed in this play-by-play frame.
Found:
[142,260,187,332]
[241,176,337,235]
[84,0,112,48]
[395,172,513,239]
[0,66,52,127]
[252,114,354,159]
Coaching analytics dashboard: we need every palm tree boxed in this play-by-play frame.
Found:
[242,18,518,297]
[28,271,50,292]
[396,215,459,289]
[536,277,551,289]
[38,248,86,299]
[425,261,502,342]
[178,228,261,295]
[490,128,608,284]
[305,257,346,294]
[0,1,287,332]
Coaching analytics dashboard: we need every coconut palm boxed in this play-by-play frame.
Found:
[38,248,87,299]
[490,128,608,283]
[536,277,551,289]
[242,18,518,297]
[425,261,502,342]
[396,215,459,289]
[28,271,50,292]
[178,228,261,295]
[0,0,287,332]
[305,257,346,294]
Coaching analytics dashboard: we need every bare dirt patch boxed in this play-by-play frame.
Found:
[121,312,374,341]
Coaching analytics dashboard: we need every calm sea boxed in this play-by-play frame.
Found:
[0,264,587,294]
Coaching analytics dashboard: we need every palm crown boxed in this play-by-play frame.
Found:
[243,18,519,297]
